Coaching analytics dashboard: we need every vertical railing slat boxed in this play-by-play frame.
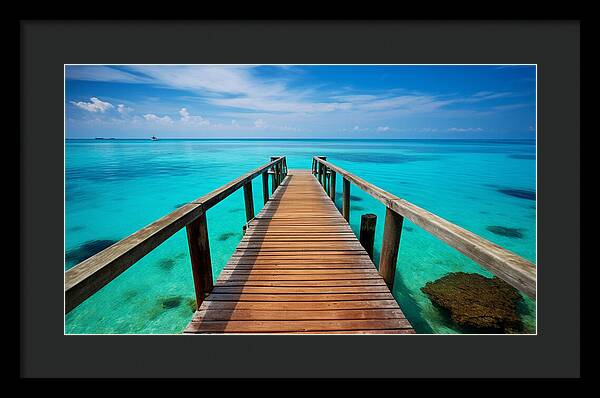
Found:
[262,171,269,204]
[329,170,336,201]
[243,181,254,222]
[342,177,350,221]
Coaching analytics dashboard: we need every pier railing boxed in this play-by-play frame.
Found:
[312,156,536,299]
[65,156,288,313]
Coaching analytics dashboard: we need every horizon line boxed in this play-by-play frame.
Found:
[65,137,536,141]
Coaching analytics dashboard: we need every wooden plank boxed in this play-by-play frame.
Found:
[210,285,392,294]
[184,319,412,333]
[214,280,388,287]
[198,300,401,311]
[205,293,396,301]
[192,308,405,321]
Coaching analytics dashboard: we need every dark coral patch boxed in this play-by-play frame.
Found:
[160,296,182,309]
[173,202,188,209]
[498,188,536,201]
[217,232,238,242]
[351,205,364,211]
[65,239,119,267]
[68,225,86,232]
[122,290,139,302]
[157,258,176,271]
[486,226,524,239]
[421,272,524,333]
[405,226,414,232]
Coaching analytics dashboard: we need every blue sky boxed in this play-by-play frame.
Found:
[65,65,536,139]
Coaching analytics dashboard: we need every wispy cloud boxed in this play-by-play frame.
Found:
[179,107,210,125]
[117,104,133,115]
[66,66,150,84]
[70,97,114,113]
[143,113,173,124]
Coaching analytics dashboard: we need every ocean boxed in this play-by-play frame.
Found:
[65,139,536,334]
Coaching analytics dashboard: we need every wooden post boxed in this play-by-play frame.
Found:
[379,207,404,289]
[317,162,323,185]
[270,157,278,194]
[359,213,377,260]
[342,177,350,221]
[185,213,213,307]
[243,181,254,222]
[277,162,282,185]
[323,166,328,191]
[329,170,336,201]
[262,171,269,204]
[316,156,326,185]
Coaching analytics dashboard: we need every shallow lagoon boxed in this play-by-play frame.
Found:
[65,139,536,334]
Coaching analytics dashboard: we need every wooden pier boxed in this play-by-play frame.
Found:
[184,170,413,334]
[65,156,536,334]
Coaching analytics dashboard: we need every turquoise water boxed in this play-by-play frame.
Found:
[65,139,536,334]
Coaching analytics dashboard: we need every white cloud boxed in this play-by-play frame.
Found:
[143,113,173,124]
[254,119,266,128]
[70,97,114,113]
[117,104,133,115]
[377,126,390,132]
[179,107,190,120]
[179,107,209,125]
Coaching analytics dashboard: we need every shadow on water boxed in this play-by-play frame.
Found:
[334,192,363,202]
[391,273,436,332]
[371,246,435,334]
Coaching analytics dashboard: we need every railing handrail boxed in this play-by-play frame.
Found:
[313,156,536,299]
[65,156,286,313]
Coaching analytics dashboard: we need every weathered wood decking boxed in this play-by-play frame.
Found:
[184,170,415,334]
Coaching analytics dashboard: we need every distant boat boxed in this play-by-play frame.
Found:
[150,135,158,141]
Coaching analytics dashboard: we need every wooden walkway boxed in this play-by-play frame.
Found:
[184,169,415,334]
